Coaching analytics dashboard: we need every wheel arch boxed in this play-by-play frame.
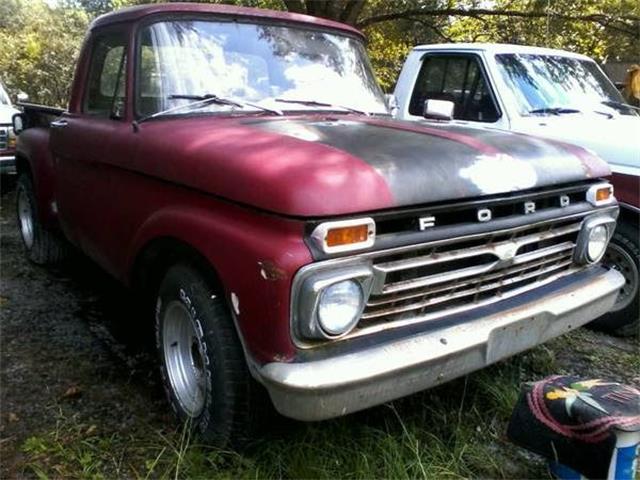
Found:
[130,235,225,304]
[618,202,640,231]
[15,153,31,178]
[14,128,58,228]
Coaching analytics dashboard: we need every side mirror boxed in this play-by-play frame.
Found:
[423,99,454,121]
[16,92,29,103]
[384,93,399,117]
[12,113,25,135]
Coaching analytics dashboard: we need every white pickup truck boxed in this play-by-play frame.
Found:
[393,43,639,335]
[0,81,19,174]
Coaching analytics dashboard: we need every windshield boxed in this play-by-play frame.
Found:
[137,19,388,117]
[495,53,637,116]
[0,83,9,106]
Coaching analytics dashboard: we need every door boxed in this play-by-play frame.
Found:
[408,54,504,126]
[50,27,133,271]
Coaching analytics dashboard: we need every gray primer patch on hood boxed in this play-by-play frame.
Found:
[247,118,605,207]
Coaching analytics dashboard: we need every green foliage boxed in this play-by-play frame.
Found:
[0,0,90,107]
[0,0,636,104]
[360,1,452,91]
[444,0,640,63]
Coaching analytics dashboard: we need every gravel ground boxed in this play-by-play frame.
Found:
[1,176,638,478]
[0,179,169,477]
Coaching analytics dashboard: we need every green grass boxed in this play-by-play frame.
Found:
[18,347,560,480]
[17,331,639,479]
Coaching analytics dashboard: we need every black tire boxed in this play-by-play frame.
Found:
[155,263,263,447]
[589,221,639,336]
[15,173,67,264]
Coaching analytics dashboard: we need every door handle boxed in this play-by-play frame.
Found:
[50,119,68,129]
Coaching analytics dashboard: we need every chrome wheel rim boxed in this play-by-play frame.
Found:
[17,187,34,249]
[162,301,207,417]
[603,243,638,312]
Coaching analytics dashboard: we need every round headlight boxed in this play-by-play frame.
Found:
[587,224,608,262]
[317,280,363,336]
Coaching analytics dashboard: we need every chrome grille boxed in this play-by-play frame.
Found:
[356,218,583,334]
[0,127,7,151]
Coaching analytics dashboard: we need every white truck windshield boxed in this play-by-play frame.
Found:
[495,53,636,116]
[0,83,10,106]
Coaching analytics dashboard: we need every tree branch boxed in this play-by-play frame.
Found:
[282,0,305,14]
[357,8,640,29]
[340,0,367,25]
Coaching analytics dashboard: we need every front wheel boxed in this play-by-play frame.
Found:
[589,221,639,336]
[155,263,260,446]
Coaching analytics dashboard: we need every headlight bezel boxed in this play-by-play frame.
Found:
[574,215,616,265]
[294,264,373,342]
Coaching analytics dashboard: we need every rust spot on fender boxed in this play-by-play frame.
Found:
[259,261,286,281]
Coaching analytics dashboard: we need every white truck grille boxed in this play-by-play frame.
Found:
[0,126,8,151]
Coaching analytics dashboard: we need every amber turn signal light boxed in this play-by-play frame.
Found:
[586,183,614,206]
[326,224,369,247]
[311,218,376,254]
[595,187,612,202]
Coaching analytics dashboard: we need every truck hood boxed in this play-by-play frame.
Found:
[0,104,19,124]
[512,114,640,174]
[137,116,609,217]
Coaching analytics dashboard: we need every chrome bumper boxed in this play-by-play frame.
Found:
[0,155,16,174]
[258,267,624,421]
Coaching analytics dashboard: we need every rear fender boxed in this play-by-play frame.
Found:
[15,128,58,229]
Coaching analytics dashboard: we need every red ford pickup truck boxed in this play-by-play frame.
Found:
[12,3,624,445]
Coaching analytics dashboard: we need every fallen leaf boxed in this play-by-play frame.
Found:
[62,386,82,399]
[8,413,18,423]
[85,425,97,435]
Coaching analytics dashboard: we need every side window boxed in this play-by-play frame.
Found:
[409,55,500,122]
[85,31,127,118]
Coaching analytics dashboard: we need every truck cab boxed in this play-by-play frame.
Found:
[0,80,19,174]
[394,43,640,335]
[13,7,624,445]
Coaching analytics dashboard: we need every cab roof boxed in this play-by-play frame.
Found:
[91,2,364,38]
[412,43,593,61]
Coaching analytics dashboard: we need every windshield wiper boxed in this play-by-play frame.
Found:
[137,93,281,124]
[274,98,370,116]
[528,107,582,115]
[601,100,640,113]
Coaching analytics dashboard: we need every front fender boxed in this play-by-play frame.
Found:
[127,201,312,363]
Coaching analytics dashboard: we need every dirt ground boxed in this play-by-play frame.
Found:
[0,179,170,477]
[1,176,638,478]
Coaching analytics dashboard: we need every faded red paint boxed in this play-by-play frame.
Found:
[91,2,364,39]
[611,171,640,208]
[129,115,396,217]
[362,117,501,155]
[544,138,611,179]
[15,3,616,366]
[17,5,390,363]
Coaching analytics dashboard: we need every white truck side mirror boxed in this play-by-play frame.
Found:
[16,92,29,103]
[423,99,454,120]
[12,113,25,135]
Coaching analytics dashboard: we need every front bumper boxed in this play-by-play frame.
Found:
[0,155,16,174]
[258,267,624,421]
